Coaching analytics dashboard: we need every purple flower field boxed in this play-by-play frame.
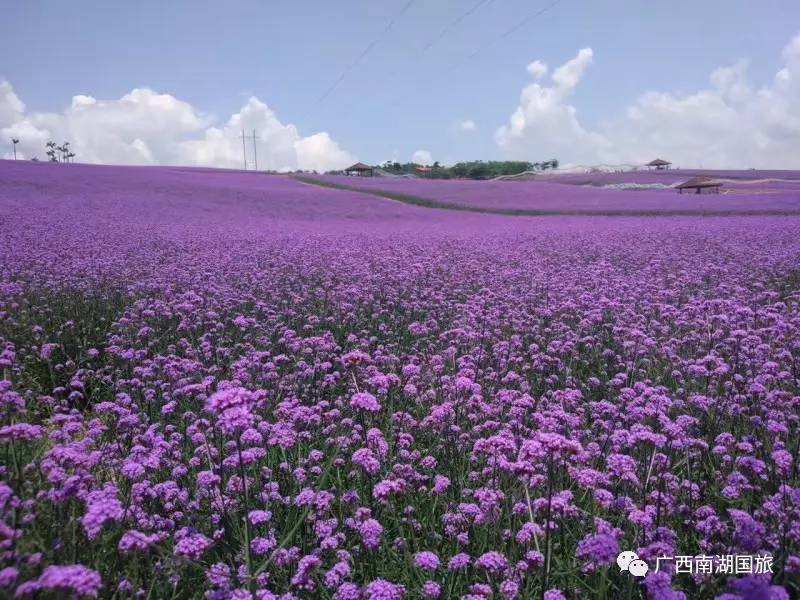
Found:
[311,175,800,215]
[533,170,800,187]
[1,160,800,599]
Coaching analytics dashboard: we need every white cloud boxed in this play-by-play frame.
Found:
[496,32,800,168]
[294,132,355,173]
[0,81,25,128]
[551,48,592,90]
[412,149,432,165]
[526,60,548,80]
[457,119,477,133]
[0,83,354,171]
[495,47,607,164]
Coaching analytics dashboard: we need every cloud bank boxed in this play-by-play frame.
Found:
[0,84,354,172]
[496,32,800,169]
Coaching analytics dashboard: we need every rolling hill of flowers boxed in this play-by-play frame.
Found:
[311,173,800,215]
[533,169,800,187]
[1,160,799,599]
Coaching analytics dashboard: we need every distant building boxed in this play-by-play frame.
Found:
[415,165,432,177]
[344,162,374,177]
[646,158,672,170]
[676,176,722,194]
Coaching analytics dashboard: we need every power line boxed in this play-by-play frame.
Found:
[316,0,415,104]
[455,0,564,68]
[349,0,567,121]
[420,0,492,53]
[241,130,248,170]
[252,130,258,171]
[497,0,564,41]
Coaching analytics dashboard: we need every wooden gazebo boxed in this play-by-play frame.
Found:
[344,162,374,177]
[676,176,722,194]
[646,158,672,170]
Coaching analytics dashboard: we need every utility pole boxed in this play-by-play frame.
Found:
[241,130,248,170]
[252,130,258,171]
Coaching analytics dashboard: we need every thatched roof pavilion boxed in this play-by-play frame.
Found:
[344,162,374,176]
[676,176,723,194]
[646,158,672,170]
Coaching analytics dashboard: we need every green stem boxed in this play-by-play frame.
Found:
[236,439,254,593]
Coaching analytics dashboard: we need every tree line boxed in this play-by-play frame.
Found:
[374,159,559,179]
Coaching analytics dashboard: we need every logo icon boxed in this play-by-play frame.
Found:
[617,551,649,577]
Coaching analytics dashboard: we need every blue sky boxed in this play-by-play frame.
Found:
[2,1,800,169]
